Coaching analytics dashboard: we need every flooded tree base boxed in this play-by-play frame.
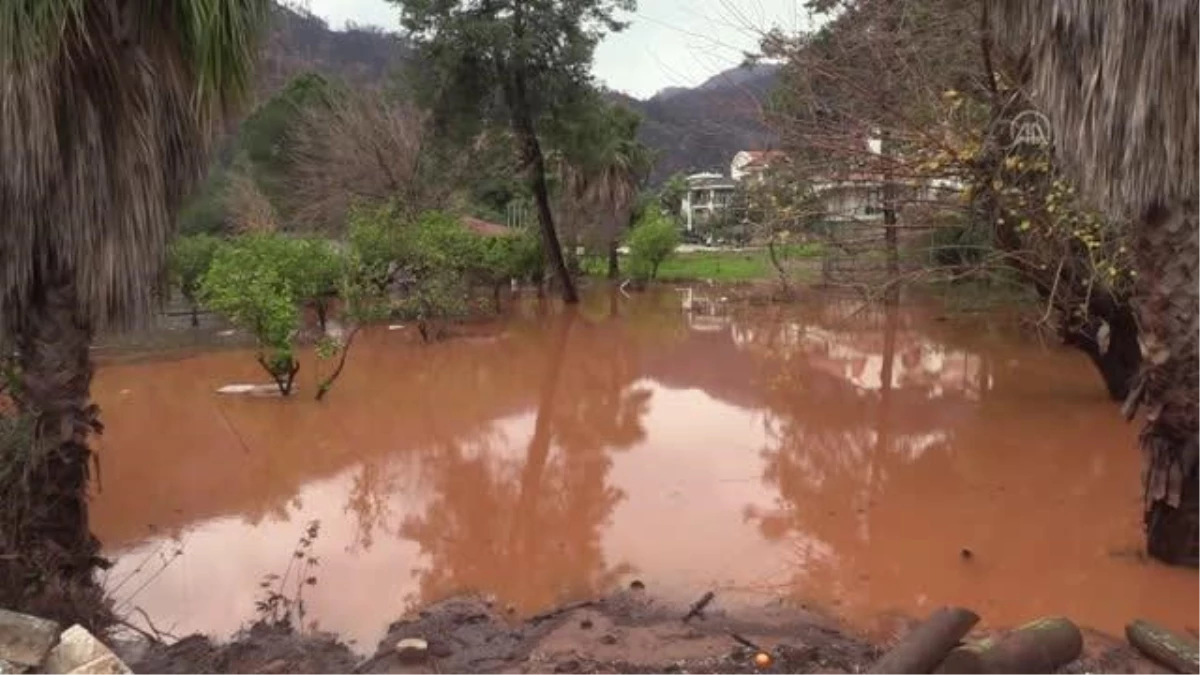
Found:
[126,592,1173,674]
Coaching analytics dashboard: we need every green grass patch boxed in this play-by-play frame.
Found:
[655,243,823,282]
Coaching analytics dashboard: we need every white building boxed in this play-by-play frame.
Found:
[680,172,737,232]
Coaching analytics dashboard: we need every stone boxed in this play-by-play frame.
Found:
[65,654,130,675]
[393,638,429,664]
[0,609,61,667]
[42,625,130,675]
[0,660,22,674]
[258,658,288,674]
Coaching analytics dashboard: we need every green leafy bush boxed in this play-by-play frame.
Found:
[627,211,681,281]
[169,234,222,325]
[200,237,302,394]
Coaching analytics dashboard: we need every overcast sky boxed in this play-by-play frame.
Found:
[296,0,811,99]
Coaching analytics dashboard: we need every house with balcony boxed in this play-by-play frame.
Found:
[681,172,737,232]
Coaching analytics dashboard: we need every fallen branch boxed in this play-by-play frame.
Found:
[868,606,980,674]
[682,591,715,623]
[529,600,594,624]
[936,616,1082,674]
[1126,619,1199,674]
[729,632,764,652]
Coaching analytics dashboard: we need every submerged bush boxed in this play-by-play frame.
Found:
[200,235,304,395]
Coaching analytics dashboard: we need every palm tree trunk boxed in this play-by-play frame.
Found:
[1135,204,1199,567]
[10,271,101,584]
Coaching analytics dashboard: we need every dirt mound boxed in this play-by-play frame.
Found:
[128,591,1173,674]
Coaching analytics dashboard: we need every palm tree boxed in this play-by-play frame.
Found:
[990,0,1198,565]
[0,0,269,603]
[562,104,654,280]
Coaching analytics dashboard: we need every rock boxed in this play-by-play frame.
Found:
[42,625,130,675]
[599,634,618,646]
[393,638,429,664]
[65,654,129,674]
[0,660,22,674]
[258,658,288,674]
[0,609,61,668]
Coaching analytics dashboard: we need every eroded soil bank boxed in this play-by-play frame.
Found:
[128,591,1169,674]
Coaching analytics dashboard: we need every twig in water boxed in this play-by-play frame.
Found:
[115,606,179,645]
[683,591,716,623]
[530,600,595,624]
[730,632,764,652]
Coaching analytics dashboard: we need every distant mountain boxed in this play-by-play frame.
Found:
[608,64,781,183]
[256,4,780,185]
[254,3,408,97]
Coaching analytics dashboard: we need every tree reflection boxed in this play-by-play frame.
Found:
[340,308,654,614]
[741,296,991,611]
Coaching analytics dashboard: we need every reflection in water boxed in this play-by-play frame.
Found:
[91,289,1197,648]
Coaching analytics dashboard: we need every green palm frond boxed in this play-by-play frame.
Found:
[0,0,270,332]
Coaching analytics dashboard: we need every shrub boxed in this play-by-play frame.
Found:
[169,234,222,326]
[200,236,303,395]
[627,211,681,281]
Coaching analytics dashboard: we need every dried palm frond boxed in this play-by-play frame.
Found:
[990,0,1198,218]
[0,0,270,333]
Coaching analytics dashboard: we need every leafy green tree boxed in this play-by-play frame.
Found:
[288,238,344,332]
[179,168,234,235]
[200,235,304,395]
[169,234,222,326]
[392,0,635,304]
[0,0,269,604]
[238,72,333,201]
[657,173,688,221]
[626,211,680,281]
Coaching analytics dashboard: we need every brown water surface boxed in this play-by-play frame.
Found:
[90,289,1198,647]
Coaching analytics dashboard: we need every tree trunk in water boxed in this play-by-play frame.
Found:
[607,239,620,280]
[7,271,101,589]
[881,132,900,285]
[504,8,578,305]
[1061,296,1141,401]
[1134,204,1199,567]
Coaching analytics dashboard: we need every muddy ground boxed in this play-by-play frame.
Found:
[125,588,1170,674]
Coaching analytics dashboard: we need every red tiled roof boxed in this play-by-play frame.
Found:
[461,217,516,237]
[739,150,789,169]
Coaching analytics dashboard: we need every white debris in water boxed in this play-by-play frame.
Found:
[217,329,237,337]
[216,384,288,396]
[388,324,406,331]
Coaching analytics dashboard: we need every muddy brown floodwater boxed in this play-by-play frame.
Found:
[89,288,1197,651]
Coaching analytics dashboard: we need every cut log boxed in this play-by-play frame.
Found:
[1126,619,1199,674]
[868,607,980,674]
[936,617,1082,674]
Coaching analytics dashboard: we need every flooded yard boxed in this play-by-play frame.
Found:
[88,288,1197,649]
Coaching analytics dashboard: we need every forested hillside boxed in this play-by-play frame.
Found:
[254,3,778,183]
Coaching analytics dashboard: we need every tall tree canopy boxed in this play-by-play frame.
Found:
[391,0,635,303]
